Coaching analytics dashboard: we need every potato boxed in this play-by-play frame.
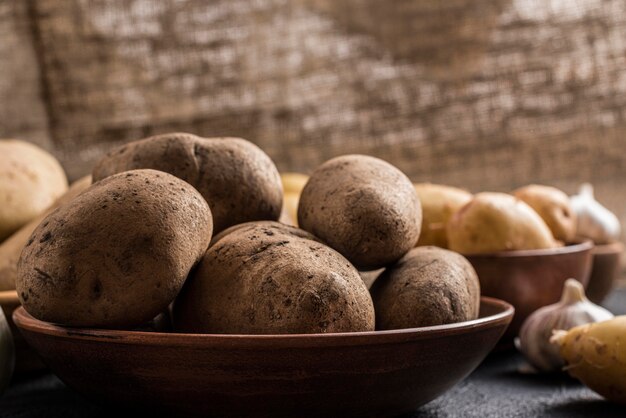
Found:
[281,172,309,194]
[17,169,213,328]
[174,221,375,334]
[281,193,300,226]
[0,176,92,291]
[0,139,68,242]
[414,183,472,248]
[447,192,558,254]
[280,173,308,227]
[552,316,626,404]
[298,155,421,270]
[370,247,480,329]
[92,133,282,233]
[513,184,576,243]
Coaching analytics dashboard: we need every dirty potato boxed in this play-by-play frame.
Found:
[174,221,375,334]
[371,246,480,329]
[298,155,422,270]
[17,169,212,328]
[92,133,282,233]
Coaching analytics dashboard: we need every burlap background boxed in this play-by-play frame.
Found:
[1,0,626,233]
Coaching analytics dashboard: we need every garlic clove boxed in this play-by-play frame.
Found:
[517,278,613,373]
[571,183,621,244]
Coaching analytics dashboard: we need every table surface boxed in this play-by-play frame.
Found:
[1,287,625,418]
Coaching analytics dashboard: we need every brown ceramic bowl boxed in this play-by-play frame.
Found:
[14,297,513,418]
[465,241,593,341]
[586,241,624,304]
[0,290,45,373]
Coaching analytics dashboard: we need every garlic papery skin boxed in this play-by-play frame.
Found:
[571,183,621,245]
[516,278,614,372]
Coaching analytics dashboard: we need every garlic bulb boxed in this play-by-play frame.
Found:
[571,183,621,244]
[0,307,14,394]
[516,278,613,372]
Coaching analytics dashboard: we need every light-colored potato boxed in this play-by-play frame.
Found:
[0,139,68,241]
[17,169,213,328]
[552,316,626,404]
[0,176,92,291]
[281,192,300,226]
[280,173,308,227]
[414,183,472,248]
[370,246,480,329]
[174,221,375,334]
[447,192,558,254]
[298,155,422,270]
[513,184,576,243]
[92,133,282,233]
[281,172,309,194]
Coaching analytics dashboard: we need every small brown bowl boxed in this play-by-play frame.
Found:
[0,290,45,373]
[465,241,593,341]
[14,297,513,417]
[586,241,624,304]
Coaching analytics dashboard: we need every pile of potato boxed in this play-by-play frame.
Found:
[1,134,483,333]
[416,184,579,254]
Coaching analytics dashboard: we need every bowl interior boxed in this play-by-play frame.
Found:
[14,297,513,417]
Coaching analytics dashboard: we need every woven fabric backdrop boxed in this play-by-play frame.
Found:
[1,0,626,234]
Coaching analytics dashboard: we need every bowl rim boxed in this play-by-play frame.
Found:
[13,296,514,348]
[462,239,593,259]
[591,241,624,255]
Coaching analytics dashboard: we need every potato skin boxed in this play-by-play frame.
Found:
[513,184,576,243]
[414,183,472,248]
[17,169,213,328]
[0,176,92,291]
[174,221,375,334]
[298,155,422,271]
[447,192,558,254]
[92,133,282,233]
[0,139,68,241]
[370,247,480,330]
[553,317,626,404]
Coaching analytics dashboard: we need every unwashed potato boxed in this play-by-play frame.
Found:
[414,183,472,248]
[513,184,576,243]
[370,246,480,330]
[447,192,558,254]
[0,176,92,291]
[92,133,282,233]
[174,221,375,334]
[0,139,68,242]
[298,155,422,271]
[17,169,213,328]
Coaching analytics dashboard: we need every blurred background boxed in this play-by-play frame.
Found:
[2,0,625,238]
